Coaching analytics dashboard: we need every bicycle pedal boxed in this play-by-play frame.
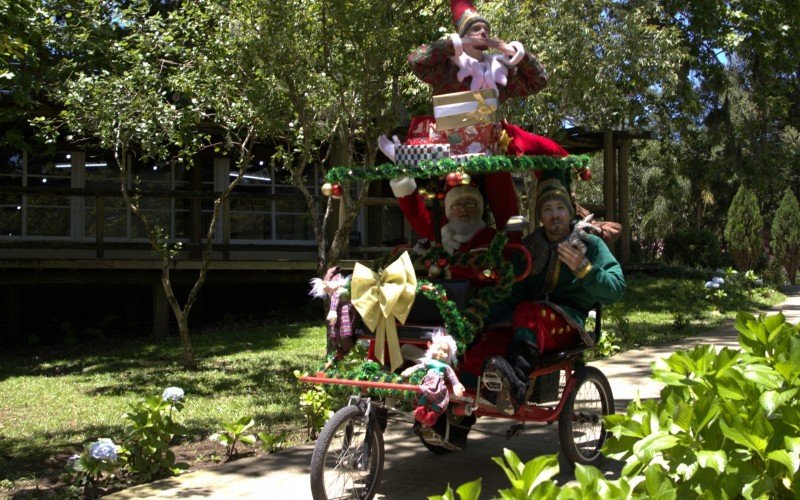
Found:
[482,370,503,392]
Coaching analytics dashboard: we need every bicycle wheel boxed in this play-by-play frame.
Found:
[310,404,384,500]
[557,365,614,466]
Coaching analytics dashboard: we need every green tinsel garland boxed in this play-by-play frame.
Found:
[319,234,517,383]
[325,154,590,183]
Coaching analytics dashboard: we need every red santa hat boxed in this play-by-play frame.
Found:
[444,184,484,219]
[452,0,490,36]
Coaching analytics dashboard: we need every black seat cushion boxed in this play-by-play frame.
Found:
[404,279,471,325]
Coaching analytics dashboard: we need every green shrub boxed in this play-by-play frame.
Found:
[121,388,188,481]
[662,227,721,269]
[724,185,764,272]
[770,188,800,285]
[210,416,257,458]
[433,312,799,499]
[429,450,678,500]
[604,312,800,498]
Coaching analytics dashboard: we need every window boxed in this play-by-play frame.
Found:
[25,150,71,237]
[84,152,127,239]
[0,150,23,236]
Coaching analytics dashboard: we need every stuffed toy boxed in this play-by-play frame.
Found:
[401,332,465,427]
[309,267,354,366]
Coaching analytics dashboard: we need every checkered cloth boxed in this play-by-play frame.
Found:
[451,153,485,164]
[328,291,353,340]
[396,144,450,167]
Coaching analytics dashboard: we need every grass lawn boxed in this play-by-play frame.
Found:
[0,273,788,495]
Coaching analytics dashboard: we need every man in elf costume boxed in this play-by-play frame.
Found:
[394,0,568,233]
[472,168,626,414]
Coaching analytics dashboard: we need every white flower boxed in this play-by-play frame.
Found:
[67,453,81,465]
[162,386,185,403]
[89,438,118,461]
[705,281,720,289]
[712,277,725,285]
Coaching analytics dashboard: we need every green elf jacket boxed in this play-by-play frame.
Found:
[486,227,626,331]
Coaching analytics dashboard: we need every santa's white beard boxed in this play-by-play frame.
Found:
[441,216,486,254]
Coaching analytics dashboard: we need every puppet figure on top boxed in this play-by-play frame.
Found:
[309,267,354,368]
[401,331,465,427]
[378,0,573,256]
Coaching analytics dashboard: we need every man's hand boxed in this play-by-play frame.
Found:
[557,242,589,273]
[482,38,518,57]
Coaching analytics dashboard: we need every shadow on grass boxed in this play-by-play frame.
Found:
[0,322,325,384]
[0,424,120,483]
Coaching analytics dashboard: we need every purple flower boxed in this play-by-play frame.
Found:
[162,387,185,403]
[89,438,118,461]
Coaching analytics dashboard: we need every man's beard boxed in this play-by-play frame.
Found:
[447,216,485,239]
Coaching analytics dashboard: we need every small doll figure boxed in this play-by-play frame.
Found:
[401,332,465,427]
[309,267,354,366]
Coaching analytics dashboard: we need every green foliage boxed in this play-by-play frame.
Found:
[430,450,678,500]
[210,416,257,458]
[604,312,800,498]
[65,438,123,497]
[662,227,722,269]
[257,430,288,454]
[298,384,334,440]
[724,186,764,272]
[770,188,800,285]
[121,394,188,481]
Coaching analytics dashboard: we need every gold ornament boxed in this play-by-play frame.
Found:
[428,264,442,277]
[321,183,333,197]
[482,269,493,278]
[460,173,472,185]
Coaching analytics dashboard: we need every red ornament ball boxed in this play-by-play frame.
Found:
[445,172,462,187]
[436,258,448,267]
[579,169,592,181]
[330,184,344,197]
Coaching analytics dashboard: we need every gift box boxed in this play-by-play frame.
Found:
[404,116,447,146]
[395,144,450,167]
[433,88,499,131]
[443,122,497,156]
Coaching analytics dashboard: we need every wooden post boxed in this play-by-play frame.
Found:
[152,283,169,338]
[190,158,203,259]
[602,129,617,254]
[222,198,230,260]
[618,138,632,264]
[95,196,104,258]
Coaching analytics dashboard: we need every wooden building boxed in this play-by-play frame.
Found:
[0,129,642,343]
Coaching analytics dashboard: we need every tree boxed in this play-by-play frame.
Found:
[49,2,280,369]
[723,185,763,272]
[234,0,441,275]
[770,188,800,285]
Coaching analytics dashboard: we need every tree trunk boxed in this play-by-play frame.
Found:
[175,311,197,370]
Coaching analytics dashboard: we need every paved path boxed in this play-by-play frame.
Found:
[109,291,800,499]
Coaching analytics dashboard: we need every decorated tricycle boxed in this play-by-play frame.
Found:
[300,2,626,498]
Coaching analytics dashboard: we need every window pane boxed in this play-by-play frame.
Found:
[26,150,71,236]
[85,196,128,238]
[0,152,22,236]
[275,213,315,240]
[230,198,272,240]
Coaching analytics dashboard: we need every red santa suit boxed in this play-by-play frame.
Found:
[391,180,498,281]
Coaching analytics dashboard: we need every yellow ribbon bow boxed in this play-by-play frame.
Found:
[462,91,497,124]
[350,251,417,372]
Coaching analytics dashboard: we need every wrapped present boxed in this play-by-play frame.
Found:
[395,144,450,167]
[404,116,447,146]
[443,122,497,156]
[433,88,499,131]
